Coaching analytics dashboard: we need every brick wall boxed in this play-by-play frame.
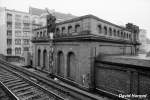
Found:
[95,60,150,99]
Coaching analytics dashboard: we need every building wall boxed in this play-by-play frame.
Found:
[90,18,133,41]
[95,60,150,98]
[33,41,93,87]
[32,15,139,89]
[0,7,7,55]
[0,7,32,58]
[95,64,130,94]
[32,40,135,88]
[55,17,91,35]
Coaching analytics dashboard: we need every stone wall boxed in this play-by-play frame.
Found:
[32,40,136,89]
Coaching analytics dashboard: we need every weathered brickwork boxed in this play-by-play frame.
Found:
[32,14,140,90]
[95,57,150,98]
[139,74,150,94]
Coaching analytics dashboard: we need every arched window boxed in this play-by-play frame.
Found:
[109,28,112,36]
[127,33,129,39]
[18,47,21,54]
[18,39,21,45]
[97,25,102,34]
[104,26,107,35]
[68,26,72,34]
[40,31,42,37]
[75,24,80,33]
[117,30,120,37]
[15,48,18,54]
[124,32,126,38]
[37,32,39,37]
[43,30,46,37]
[129,34,131,39]
[38,49,41,66]
[57,51,65,77]
[43,49,47,68]
[62,27,65,34]
[7,48,12,55]
[113,29,116,36]
[67,52,76,81]
[15,39,17,44]
[121,32,123,37]
[56,28,60,34]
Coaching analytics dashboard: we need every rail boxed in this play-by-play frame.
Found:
[0,81,19,100]
[0,59,129,100]
[0,59,65,100]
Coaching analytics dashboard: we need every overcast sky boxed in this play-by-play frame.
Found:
[0,0,150,38]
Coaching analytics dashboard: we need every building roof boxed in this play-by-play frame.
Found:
[29,7,76,21]
[56,14,133,32]
[35,14,131,32]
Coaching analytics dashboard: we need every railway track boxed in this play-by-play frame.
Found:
[0,64,66,100]
[0,59,116,100]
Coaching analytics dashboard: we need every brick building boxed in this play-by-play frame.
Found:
[32,14,140,90]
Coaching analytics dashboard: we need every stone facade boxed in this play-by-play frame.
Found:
[32,14,140,89]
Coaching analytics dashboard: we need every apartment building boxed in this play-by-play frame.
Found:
[0,7,32,58]
[0,7,76,61]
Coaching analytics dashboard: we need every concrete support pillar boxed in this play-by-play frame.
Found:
[33,47,36,68]
[47,51,50,72]
[34,46,37,69]
[53,51,57,74]
[40,50,43,69]
[64,53,68,78]
[89,47,96,91]
[45,51,48,72]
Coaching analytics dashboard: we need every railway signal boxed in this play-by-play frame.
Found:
[46,8,56,74]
